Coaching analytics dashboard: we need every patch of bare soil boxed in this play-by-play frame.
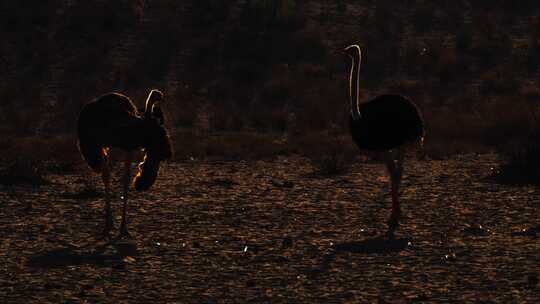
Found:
[0,154,538,303]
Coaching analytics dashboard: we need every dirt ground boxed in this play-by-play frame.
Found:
[0,154,538,303]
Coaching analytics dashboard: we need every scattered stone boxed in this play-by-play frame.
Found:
[282,237,293,248]
[511,227,540,237]
[462,224,491,236]
[208,178,238,189]
[270,178,294,188]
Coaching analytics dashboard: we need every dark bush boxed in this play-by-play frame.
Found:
[374,2,401,37]
[500,0,540,14]
[527,42,540,74]
[0,159,47,186]
[289,30,327,63]
[436,49,459,82]
[203,132,285,160]
[479,70,519,96]
[245,0,303,30]
[412,5,435,33]
[261,79,292,107]
[209,104,246,132]
[456,26,473,52]
[296,133,355,176]
[470,18,512,69]
[192,0,228,27]
[481,99,534,146]
[498,136,540,185]
[309,147,351,176]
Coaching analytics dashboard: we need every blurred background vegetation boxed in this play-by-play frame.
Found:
[2,0,540,181]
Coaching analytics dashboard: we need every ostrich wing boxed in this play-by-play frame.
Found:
[350,95,424,151]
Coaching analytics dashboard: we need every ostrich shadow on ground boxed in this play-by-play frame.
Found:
[308,235,412,277]
[332,235,412,254]
[26,239,137,268]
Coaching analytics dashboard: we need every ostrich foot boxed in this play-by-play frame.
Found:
[385,226,398,239]
[118,226,132,239]
[386,211,401,238]
[100,223,115,239]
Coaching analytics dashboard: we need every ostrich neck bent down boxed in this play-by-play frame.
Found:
[77,91,170,238]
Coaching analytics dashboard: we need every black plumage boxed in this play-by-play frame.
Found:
[349,94,424,151]
[345,44,425,237]
[77,92,172,188]
[76,89,172,237]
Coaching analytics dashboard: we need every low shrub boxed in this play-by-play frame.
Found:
[172,130,286,161]
[497,136,540,185]
[0,159,47,186]
[491,97,540,184]
[296,132,355,176]
[309,148,351,176]
[412,5,435,33]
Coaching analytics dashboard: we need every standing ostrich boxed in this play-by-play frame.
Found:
[77,89,172,238]
[344,44,425,236]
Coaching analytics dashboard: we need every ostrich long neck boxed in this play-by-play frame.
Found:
[349,48,362,120]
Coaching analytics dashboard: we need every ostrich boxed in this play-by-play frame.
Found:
[77,89,172,238]
[344,44,425,236]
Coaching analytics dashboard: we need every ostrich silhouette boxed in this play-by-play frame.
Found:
[77,89,172,238]
[344,44,425,237]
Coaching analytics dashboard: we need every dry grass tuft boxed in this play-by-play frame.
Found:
[0,159,48,186]
[497,136,540,185]
[297,133,356,176]
[173,130,286,161]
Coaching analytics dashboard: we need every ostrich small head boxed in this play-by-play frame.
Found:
[133,89,173,191]
[144,89,163,117]
[344,44,361,58]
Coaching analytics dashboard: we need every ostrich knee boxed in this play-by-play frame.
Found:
[101,156,114,235]
[385,153,399,203]
[391,149,405,202]
[391,169,401,214]
[119,155,133,238]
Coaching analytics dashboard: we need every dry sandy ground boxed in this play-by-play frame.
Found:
[0,154,538,303]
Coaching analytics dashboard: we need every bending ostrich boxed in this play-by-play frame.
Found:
[344,44,425,236]
[77,89,172,238]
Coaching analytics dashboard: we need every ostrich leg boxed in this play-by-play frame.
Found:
[119,153,133,238]
[385,148,405,236]
[102,155,114,237]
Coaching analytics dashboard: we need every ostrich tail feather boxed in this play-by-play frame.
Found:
[78,138,105,173]
[77,114,105,173]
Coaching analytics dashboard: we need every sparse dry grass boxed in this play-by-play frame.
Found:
[0,159,47,186]
[4,1,540,174]
[292,133,356,176]
[172,130,286,161]
[497,137,540,184]
[0,134,83,186]
[1,155,539,303]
